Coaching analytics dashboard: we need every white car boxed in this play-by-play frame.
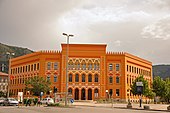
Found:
[3,98,18,106]
[0,98,5,106]
[40,98,54,105]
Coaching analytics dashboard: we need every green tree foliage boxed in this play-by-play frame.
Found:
[164,78,170,102]
[153,76,170,103]
[153,76,165,97]
[131,75,153,97]
[25,76,51,96]
[0,91,6,97]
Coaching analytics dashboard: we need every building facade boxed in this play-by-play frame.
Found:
[0,72,8,95]
[9,44,152,101]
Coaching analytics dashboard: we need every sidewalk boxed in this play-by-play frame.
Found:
[71,102,169,111]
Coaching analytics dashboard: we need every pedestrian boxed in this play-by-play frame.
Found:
[37,97,41,107]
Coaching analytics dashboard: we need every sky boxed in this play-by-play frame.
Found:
[0,0,170,65]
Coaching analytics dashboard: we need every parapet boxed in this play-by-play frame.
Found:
[38,50,61,54]
[106,51,126,55]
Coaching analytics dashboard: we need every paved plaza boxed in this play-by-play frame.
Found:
[0,104,169,113]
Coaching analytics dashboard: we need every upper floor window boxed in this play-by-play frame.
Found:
[82,63,86,70]
[88,74,92,82]
[34,64,36,71]
[116,64,120,71]
[95,74,98,82]
[88,64,92,70]
[47,62,51,70]
[54,75,57,82]
[37,63,40,70]
[75,74,79,82]
[109,64,113,71]
[82,74,85,82]
[109,76,113,83]
[47,75,50,82]
[69,74,72,82]
[54,62,58,70]
[116,76,120,83]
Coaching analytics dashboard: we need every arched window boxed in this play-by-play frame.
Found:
[75,74,79,82]
[109,76,113,83]
[82,60,86,70]
[116,76,120,83]
[54,75,57,82]
[69,74,72,82]
[47,62,51,70]
[88,61,92,70]
[94,89,99,98]
[95,74,98,82]
[88,74,92,82]
[94,60,99,70]
[68,88,72,95]
[47,75,50,81]
[82,74,85,82]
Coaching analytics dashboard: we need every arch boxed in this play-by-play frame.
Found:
[88,74,92,82]
[88,60,93,70]
[94,88,99,98]
[68,88,72,96]
[69,73,73,82]
[116,76,120,83]
[94,74,98,82]
[81,60,86,70]
[94,60,99,70]
[75,73,79,82]
[74,88,79,100]
[109,76,113,83]
[81,88,86,100]
[82,73,85,82]
[88,88,92,100]
[75,60,80,70]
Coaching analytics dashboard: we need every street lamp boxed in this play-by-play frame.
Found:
[6,52,15,98]
[62,33,74,106]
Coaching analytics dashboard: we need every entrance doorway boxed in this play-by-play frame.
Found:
[81,88,86,100]
[88,89,92,100]
[75,88,79,100]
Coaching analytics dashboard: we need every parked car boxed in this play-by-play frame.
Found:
[3,98,18,106]
[40,98,54,105]
[0,98,5,106]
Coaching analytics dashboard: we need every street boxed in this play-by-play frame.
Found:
[0,106,168,113]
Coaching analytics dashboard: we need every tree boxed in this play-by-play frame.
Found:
[131,75,152,97]
[153,76,165,97]
[25,76,51,96]
[0,91,5,97]
[164,78,170,103]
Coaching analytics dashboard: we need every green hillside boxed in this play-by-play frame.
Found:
[153,65,170,79]
[0,43,34,73]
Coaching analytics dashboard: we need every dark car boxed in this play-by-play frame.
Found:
[3,98,18,106]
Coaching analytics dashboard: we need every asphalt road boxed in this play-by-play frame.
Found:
[0,106,168,113]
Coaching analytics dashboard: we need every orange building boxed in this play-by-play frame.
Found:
[9,44,152,102]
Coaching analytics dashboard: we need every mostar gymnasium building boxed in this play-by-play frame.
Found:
[9,44,152,102]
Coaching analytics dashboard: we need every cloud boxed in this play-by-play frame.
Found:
[141,15,170,40]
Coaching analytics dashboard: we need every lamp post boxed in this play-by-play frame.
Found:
[6,52,15,98]
[62,33,74,106]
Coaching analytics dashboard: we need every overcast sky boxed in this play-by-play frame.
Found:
[0,0,170,65]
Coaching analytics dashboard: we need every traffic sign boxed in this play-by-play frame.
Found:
[70,98,74,103]
[136,82,143,86]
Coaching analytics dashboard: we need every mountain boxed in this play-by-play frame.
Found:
[153,65,170,79]
[0,43,34,73]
